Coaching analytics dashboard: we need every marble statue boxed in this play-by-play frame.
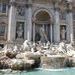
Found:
[13,45,18,52]
[40,27,48,42]
[58,42,67,53]
[17,24,23,39]
[66,43,75,51]
[46,41,50,48]
[23,40,31,51]
[60,27,66,40]
[66,43,75,56]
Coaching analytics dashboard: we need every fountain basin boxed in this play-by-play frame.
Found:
[41,55,75,69]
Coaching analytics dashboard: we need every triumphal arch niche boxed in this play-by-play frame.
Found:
[32,9,53,43]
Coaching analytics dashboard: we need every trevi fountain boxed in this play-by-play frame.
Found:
[0,0,75,75]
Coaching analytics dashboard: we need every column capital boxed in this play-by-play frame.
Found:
[53,1,60,11]
[9,0,16,6]
[54,7,60,12]
[25,0,32,8]
[25,4,32,8]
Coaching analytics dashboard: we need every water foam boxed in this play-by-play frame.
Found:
[36,67,75,72]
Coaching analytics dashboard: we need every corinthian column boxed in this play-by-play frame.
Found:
[66,2,74,44]
[54,3,60,43]
[26,4,32,41]
[8,0,16,41]
[70,12,74,44]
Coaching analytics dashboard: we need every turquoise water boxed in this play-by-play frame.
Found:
[0,68,75,75]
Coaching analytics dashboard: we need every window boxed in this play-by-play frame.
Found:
[0,25,5,36]
[0,4,2,12]
[2,4,6,13]
[0,3,7,13]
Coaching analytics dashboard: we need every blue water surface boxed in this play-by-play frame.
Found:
[0,68,75,75]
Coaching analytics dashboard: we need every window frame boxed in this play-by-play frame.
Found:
[0,23,7,40]
[0,3,8,14]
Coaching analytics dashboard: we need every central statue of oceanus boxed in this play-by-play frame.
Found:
[40,27,48,42]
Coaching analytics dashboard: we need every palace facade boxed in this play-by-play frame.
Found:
[0,0,75,45]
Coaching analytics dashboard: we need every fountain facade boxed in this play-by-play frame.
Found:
[0,0,74,46]
[0,0,75,70]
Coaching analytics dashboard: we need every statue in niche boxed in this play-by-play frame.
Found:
[60,26,66,40]
[16,23,23,39]
[40,27,48,42]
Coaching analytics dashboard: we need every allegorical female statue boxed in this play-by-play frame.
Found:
[16,24,23,39]
[60,26,66,40]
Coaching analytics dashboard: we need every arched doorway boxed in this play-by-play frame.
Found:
[32,10,52,42]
